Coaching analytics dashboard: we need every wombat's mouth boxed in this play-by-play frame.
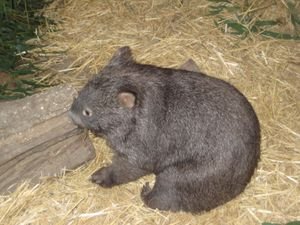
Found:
[90,128,105,137]
[68,110,86,128]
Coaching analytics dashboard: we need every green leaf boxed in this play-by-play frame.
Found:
[207,0,231,3]
[291,13,300,27]
[207,1,240,15]
[226,5,240,13]
[209,5,227,10]
[208,8,224,15]
[250,20,279,33]
[0,55,16,70]
[0,83,8,90]
[0,94,22,100]
[286,221,300,225]
[261,223,280,225]
[20,79,50,88]
[11,69,35,76]
[224,20,248,35]
[254,20,278,27]
[261,30,300,40]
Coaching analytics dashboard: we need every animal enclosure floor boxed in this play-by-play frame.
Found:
[0,0,299,224]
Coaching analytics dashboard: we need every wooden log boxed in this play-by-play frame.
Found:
[0,85,96,193]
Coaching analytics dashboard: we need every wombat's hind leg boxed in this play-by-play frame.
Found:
[141,175,181,212]
[91,155,149,187]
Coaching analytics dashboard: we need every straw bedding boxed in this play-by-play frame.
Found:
[0,0,299,224]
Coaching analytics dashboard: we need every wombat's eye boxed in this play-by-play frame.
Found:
[82,108,93,117]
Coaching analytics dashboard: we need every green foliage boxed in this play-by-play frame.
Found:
[207,0,300,40]
[287,1,300,33]
[262,221,300,225]
[207,0,240,15]
[0,78,49,100]
[286,222,300,225]
[0,0,54,100]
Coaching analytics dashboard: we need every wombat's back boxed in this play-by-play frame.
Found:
[132,66,260,211]
[124,63,260,173]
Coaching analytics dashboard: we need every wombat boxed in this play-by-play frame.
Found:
[69,46,260,213]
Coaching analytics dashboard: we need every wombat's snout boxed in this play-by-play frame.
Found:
[68,110,85,128]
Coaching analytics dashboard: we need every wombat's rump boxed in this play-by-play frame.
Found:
[69,46,260,213]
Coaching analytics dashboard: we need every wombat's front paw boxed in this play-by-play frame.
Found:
[90,167,115,188]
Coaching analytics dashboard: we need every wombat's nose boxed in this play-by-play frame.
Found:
[68,110,85,128]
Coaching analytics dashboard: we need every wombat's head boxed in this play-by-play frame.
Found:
[69,47,140,135]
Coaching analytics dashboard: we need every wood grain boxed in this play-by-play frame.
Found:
[0,85,95,193]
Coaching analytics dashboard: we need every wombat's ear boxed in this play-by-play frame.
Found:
[179,59,200,73]
[117,91,136,109]
[107,46,134,67]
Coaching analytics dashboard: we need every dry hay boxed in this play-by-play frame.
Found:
[1,0,300,224]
